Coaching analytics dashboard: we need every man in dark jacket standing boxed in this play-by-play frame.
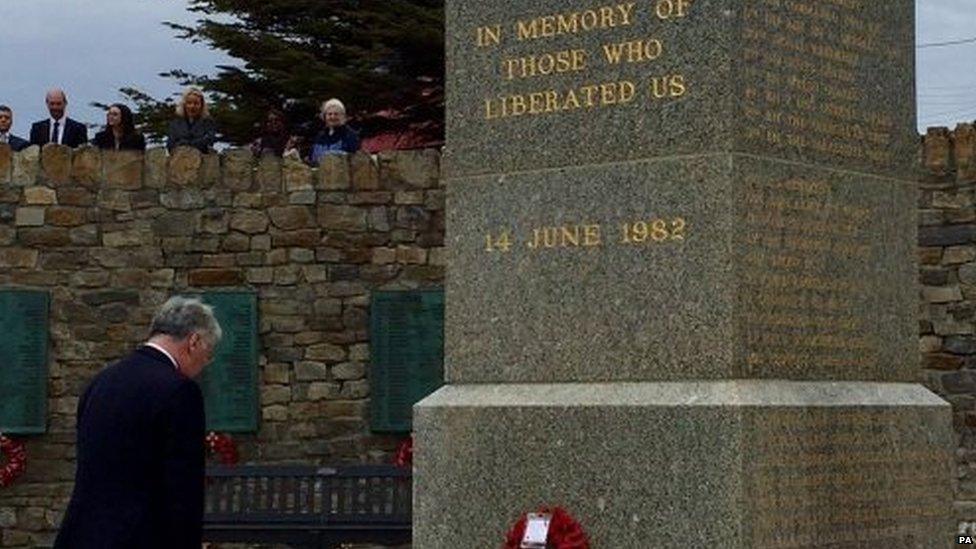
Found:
[29,88,88,147]
[0,105,30,151]
[55,296,222,549]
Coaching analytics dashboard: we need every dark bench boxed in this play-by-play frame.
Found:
[204,464,411,548]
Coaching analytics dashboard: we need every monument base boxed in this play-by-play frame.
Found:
[414,381,952,548]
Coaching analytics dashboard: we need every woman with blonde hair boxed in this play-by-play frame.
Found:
[166,87,217,153]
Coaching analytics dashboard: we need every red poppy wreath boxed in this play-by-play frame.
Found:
[393,436,413,468]
[205,431,239,466]
[0,434,27,488]
[502,506,590,549]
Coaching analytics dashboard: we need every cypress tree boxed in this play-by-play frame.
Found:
[125,0,444,146]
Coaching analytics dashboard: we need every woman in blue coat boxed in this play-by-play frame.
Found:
[309,98,359,164]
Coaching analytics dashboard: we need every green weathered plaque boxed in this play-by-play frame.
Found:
[0,290,49,434]
[198,292,259,433]
[370,290,444,432]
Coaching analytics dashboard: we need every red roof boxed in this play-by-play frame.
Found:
[361,126,442,153]
[358,87,443,153]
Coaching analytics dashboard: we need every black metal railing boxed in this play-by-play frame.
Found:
[204,465,411,548]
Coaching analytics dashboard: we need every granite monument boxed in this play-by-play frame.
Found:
[416,0,953,546]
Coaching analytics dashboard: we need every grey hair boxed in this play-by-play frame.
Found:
[321,98,346,115]
[149,296,222,345]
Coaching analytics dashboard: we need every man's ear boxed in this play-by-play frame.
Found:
[184,332,197,351]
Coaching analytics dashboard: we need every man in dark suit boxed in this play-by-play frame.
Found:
[29,88,87,147]
[0,105,29,151]
[55,296,222,549]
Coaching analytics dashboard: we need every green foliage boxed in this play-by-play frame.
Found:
[126,0,444,145]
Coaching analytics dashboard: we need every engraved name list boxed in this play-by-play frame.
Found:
[741,0,906,167]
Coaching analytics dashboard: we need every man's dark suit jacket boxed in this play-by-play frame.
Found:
[54,346,205,549]
[3,134,29,151]
[29,117,87,147]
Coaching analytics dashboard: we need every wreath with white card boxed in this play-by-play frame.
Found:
[502,506,590,549]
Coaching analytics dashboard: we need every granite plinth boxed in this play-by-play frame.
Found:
[446,0,915,178]
[430,0,945,545]
[414,381,953,548]
[446,153,917,383]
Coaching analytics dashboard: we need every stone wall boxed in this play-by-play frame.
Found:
[919,123,976,535]
[0,144,443,548]
[7,124,976,543]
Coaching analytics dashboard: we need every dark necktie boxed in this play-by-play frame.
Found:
[51,121,60,144]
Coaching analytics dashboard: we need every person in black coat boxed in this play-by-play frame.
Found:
[167,87,217,153]
[0,105,29,151]
[29,88,88,147]
[250,108,294,157]
[92,103,146,151]
[54,296,223,549]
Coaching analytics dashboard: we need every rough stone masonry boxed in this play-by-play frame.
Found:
[2,124,976,544]
[0,143,442,548]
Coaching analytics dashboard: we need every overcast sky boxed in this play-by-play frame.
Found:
[0,0,238,137]
[917,0,976,130]
[0,1,973,135]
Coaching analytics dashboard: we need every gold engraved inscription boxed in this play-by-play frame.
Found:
[514,3,638,41]
[741,0,899,166]
[503,49,588,80]
[739,177,878,374]
[654,0,693,20]
[527,224,602,249]
[601,39,664,64]
[472,2,692,121]
[476,25,502,47]
[484,217,688,254]
[484,81,638,120]
[620,218,685,244]
[484,230,513,253]
[746,409,950,546]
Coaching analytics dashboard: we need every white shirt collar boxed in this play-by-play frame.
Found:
[144,342,180,371]
[49,117,65,144]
